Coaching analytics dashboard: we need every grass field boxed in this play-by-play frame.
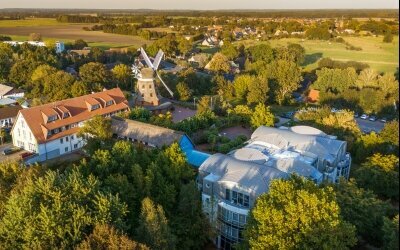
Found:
[0,18,151,49]
[237,36,399,73]
[144,27,176,33]
[0,18,70,27]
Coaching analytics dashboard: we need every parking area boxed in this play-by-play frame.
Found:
[355,118,385,133]
[171,105,197,123]
[0,142,27,162]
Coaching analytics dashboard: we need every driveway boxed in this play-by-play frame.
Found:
[0,142,26,163]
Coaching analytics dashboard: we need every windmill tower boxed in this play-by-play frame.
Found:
[132,48,174,107]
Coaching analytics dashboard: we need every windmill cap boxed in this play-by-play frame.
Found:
[141,68,154,79]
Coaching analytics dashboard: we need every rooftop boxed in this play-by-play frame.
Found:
[16,88,129,143]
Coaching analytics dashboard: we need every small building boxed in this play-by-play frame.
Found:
[0,105,22,128]
[0,83,25,99]
[307,89,320,103]
[0,98,17,106]
[111,117,210,167]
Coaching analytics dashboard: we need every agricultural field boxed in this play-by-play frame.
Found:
[238,36,399,73]
[0,18,151,48]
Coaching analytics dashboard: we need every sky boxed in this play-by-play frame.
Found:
[0,0,398,10]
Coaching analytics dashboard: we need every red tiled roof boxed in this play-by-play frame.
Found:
[18,88,129,143]
[308,89,320,102]
[0,105,23,120]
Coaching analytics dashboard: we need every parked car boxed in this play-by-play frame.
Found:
[360,114,369,119]
[20,151,34,160]
[331,108,338,113]
[2,146,21,155]
[354,113,359,118]
[369,116,377,121]
[380,118,387,123]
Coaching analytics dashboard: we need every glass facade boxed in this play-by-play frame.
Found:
[217,205,247,250]
[225,189,249,208]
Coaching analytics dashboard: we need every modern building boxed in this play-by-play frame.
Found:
[11,88,130,163]
[111,116,210,167]
[198,125,352,249]
[0,105,23,128]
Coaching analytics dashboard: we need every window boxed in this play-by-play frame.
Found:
[226,189,250,208]
[205,183,210,188]
[150,93,153,97]
[71,135,74,140]
[65,147,68,152]
[48,115,57,122]
[66,137,69,142]
[106,100,113,106]
[60,138,63,144]
[63,113,69,118]
[232,191,238,203]
[149,85,152,89]
[74,144,78,149]
[91,104,100,111]
[142,84,145,89]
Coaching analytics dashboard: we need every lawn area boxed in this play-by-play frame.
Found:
[237,36,399,74]
[144,27,176,33]
[196,45,220,54]
[0,18,152,49]
[1,34,150,49]
[0,18,70,27]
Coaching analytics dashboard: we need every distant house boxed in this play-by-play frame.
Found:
[3,41,65,53]
[343,29,355,34]
[0,83,25,100]
[0,98,17,106]
[69,47,91,57]
[188,53,209,68]
[201,36,220,47]
[307,89,320,103]
[274,30,288,36]
[0,105,22,128]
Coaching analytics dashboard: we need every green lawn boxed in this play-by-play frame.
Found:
[1,34,150,49]
[237,36,399,74]
[0,18,70,27]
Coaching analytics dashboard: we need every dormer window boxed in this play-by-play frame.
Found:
[91,104,100,111]
[63,113,70,119]
[48,115,58,122]
[105,100,114,107]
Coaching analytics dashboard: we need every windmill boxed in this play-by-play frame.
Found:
[133,48,174,107]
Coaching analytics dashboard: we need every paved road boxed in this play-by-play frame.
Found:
[355,118,385,133]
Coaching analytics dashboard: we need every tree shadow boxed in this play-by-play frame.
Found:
[301,53,323,67]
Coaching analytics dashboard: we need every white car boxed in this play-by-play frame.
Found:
[360,114,369,120]
[369,116,377,121]
[380,118,387,123]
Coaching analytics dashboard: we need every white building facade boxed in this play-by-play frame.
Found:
[11,88,130,163]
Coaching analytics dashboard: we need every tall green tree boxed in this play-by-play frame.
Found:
[241,176,357,250]
[250,103,274,128]
[136,197,176,250]
[233,74,253,102]
[208,53,230,74]
[247,76,269,105]
[77,224,149,250]
[334,179,391,246]
[355,153,399,200]
[269,60,302,105]
[382,215,399,250]
[0,168,128,249]
[79,62,110,91]
[112,64,132,90]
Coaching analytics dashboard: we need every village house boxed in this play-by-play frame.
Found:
[11,88,130,163]
[0,105,23,128]
[0,83,25,100]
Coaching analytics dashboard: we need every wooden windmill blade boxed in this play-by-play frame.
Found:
[140,47,154,69]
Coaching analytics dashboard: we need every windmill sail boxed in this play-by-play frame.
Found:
[156,71,174,97]
[153,50,164,70]
[140,48,154,69]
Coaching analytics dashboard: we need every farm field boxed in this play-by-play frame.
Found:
[0,18,152,48]
[238,36,399,73]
